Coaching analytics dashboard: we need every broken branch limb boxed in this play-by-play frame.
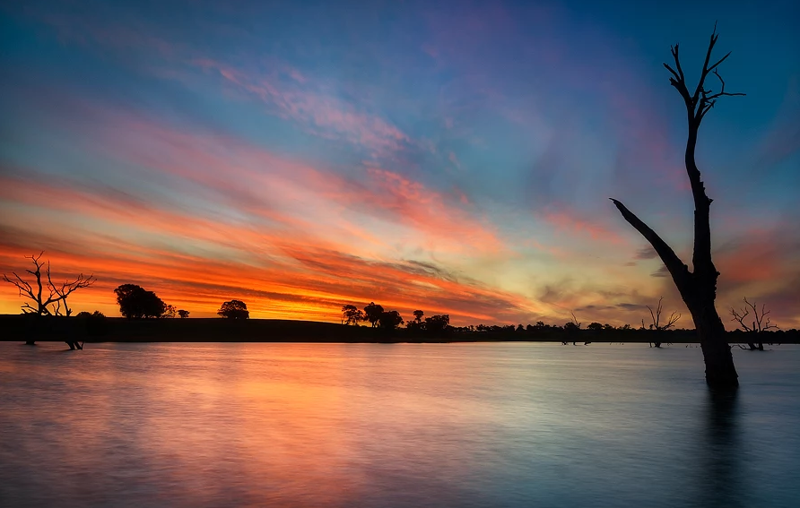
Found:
[609,198,692,293]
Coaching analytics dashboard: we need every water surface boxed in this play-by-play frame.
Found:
[1,342,798,507]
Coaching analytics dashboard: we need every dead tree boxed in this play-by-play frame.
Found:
[50,271,95,317]
[610,26,744,389]
[563,311,582,345]
[4,252,58,317]
[730,297,777,351]
[644,297,681,348]
[3,252,95,346]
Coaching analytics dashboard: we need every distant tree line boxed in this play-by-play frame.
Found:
[339,297,793,346]
[341,302,405,330]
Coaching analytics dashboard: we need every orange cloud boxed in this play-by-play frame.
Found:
[539,207,626,245]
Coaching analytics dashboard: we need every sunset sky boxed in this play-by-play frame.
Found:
[1,0,798,328]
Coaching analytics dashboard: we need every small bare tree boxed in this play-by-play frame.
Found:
[610,25,744,389]
[3,252,95,344]
[643,297,681,348]
[730,298,777,351]
[563,311,582,345]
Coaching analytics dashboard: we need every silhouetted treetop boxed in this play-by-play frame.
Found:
[364,302,384,328]
[114,284,167,319]
[378,310,404,330]
[342,304,366,325]
[218,299,249,319]
[424,314,450,333]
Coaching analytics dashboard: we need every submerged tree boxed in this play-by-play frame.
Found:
[3,252,95,317]
[563,312,582,345]
[3,252,95,345]
[730,297,777,351]
[643,297,681,348]
[610,26,744,389]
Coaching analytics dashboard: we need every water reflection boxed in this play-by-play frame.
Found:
[695,389,747,508]
[0,343,798,508]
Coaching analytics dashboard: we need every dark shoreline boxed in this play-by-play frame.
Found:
[1,315,797,344]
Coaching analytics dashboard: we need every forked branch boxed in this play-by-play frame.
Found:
[609,199,692,293]
[3,252,95,316]
[664,23,745,128]
[730,297,778,333]
[646,297,681,331]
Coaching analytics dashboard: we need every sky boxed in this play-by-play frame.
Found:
[1,0,798,328]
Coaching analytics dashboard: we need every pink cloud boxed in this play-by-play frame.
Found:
[539,207,627,245]
[195,59,412,157]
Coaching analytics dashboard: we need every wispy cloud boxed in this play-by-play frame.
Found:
[194,59,413,158]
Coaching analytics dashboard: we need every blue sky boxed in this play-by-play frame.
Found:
[1,0,798,327]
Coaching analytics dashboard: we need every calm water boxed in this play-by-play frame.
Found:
[1,342,798,508]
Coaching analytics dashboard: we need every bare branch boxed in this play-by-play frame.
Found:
[3,252,95,316]
[3,272,36,301]
[664,311,681,330]
[692,23,720,104]
[609,199,692,294]
[663,62,681,83]
[647,299,661,329]
[664,44,692,107]
[707,51,732,74]
[570,311,582,329]
[730,297,778,333]
[645,296,681,331]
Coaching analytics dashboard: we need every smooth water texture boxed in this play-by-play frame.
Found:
[1,342,798,508]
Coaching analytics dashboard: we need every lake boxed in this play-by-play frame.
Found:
[1,342,798,507]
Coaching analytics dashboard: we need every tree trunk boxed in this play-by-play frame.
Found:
[690,302,738,388]
[611,28,745,391]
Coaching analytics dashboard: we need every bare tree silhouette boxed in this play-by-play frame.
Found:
[644,297,681,348]
[3,252,95,317]
[563,311,582,345]
[3,252,95,347]
[611,26,744,389]
[730,297,778,351]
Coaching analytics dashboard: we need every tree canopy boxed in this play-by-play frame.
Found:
[378,310,404,330]
[218,299,249,319]
[342,304,365,325]
[364,302,384,328]
[424,314,450,333]
[114,284,167,318]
